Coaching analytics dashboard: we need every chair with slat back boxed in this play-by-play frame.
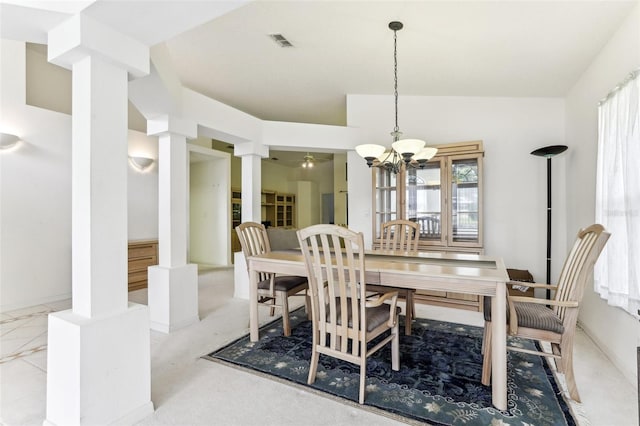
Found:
[370,219,420,335]
[236,222,309,337]
[416,216,441,239]
[481,224,610,402]
[297,224,400,404]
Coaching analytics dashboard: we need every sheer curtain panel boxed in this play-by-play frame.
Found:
[595,70,640,317]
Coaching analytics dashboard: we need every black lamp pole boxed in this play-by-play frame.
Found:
[531,145,568,299]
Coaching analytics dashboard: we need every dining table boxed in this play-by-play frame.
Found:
[246,248,509,410]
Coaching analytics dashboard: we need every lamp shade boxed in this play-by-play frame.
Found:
[412,146,438,161]
[129,156,154,171]
[391,138,425,156]
[0,132,20,150]
[355,144,386,159]
[530,145,568,158]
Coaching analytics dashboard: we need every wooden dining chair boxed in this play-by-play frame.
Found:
[296,224,400,404]
[368,219,420,335]
[236,222,309,337]
[481,224,610,402]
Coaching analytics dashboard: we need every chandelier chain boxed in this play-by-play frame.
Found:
[353,20,436,173]
[393,28,399,138]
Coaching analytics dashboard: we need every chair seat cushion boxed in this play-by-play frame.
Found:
[483,297,564,334]
[258,275,307,292]
[331,298,401,332]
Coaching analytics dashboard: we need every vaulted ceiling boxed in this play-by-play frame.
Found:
[162,1,637,126]
[3,1,637,129]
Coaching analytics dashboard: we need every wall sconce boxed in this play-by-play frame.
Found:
[129,156,155,171]
[0,132,21,151]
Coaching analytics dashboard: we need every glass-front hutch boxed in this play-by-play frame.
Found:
[371,140,484,310]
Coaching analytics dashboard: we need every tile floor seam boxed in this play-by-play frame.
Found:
[0,310,53,325]
[20,353,48,373]
[0,310,50,365]
[0,345,48,364]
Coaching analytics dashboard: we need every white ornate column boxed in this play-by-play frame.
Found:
[233,142,268,299]
[45,14,153,426]
[147,115,199,333]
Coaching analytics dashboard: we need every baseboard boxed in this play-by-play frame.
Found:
[1,292,71,314]
[110,400,154,425]
[43,401,154,426]
[150,315,200,333]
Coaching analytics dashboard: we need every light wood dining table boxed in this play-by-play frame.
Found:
[246,249,509,410]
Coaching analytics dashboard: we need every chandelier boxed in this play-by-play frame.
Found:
[355,21,437,174]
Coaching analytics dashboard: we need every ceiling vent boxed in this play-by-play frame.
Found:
[269,34,294,48]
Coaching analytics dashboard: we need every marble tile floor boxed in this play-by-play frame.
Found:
[1,267,637,426]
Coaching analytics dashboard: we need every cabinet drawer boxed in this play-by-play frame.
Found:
[129,256,157,271]
[128,270,148,284]
[129,244,157,258]
[128,239,158,292]
[447,292,478,302]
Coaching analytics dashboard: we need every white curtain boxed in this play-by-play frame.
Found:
[595,70,640,317]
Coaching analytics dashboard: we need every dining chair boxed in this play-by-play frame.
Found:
[416,215,441,239]
[296,224,400,404]
[481,224,610,402]
[236,222,309,337]
[369,219,420,335]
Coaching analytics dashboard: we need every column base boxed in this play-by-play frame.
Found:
[233,251,250,300]
[148,264,199,333]
[45,303,154,426]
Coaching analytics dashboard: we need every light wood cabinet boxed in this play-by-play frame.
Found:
[275,193,296,228]
[257,190,296,229]
[231,189,242,254]
[231,189,297,257]
[128,239,158,291]
[261,190,276,227]
[370,140,485,311]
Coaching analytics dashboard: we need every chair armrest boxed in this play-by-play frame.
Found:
[508,295,579,308]
[365,290,398,307]
[365,291,399,328]
[509,281,558,290]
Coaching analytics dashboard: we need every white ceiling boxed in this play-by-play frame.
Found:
[163,1,637,126]
[2,0,637,129]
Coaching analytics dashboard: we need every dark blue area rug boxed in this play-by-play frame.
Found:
[205,309,577,425]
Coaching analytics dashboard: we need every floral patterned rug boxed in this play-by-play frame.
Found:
[205,309,577,426]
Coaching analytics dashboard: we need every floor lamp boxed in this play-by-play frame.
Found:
[531,144,568,299]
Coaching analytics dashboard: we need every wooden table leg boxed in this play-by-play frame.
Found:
[249,268,259,342]
[491,281,507,411]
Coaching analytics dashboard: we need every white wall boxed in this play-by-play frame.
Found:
[1,40,161,312]
[189,150,231,267]
[128,130,159,240]
[347,95,566,282]
[296,181,319,228]
[1,40,73,311]
[565,3,640,383]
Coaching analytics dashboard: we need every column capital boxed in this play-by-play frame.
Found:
[234,141,269,158]
[48,14,149,78]
[147,115,197,139]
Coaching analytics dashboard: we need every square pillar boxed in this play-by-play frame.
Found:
[45,14,152,425]
[44,306,153,426]
[148,264,199,332]
[147,116,200,333]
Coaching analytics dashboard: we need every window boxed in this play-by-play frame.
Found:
[595,69,640,317]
